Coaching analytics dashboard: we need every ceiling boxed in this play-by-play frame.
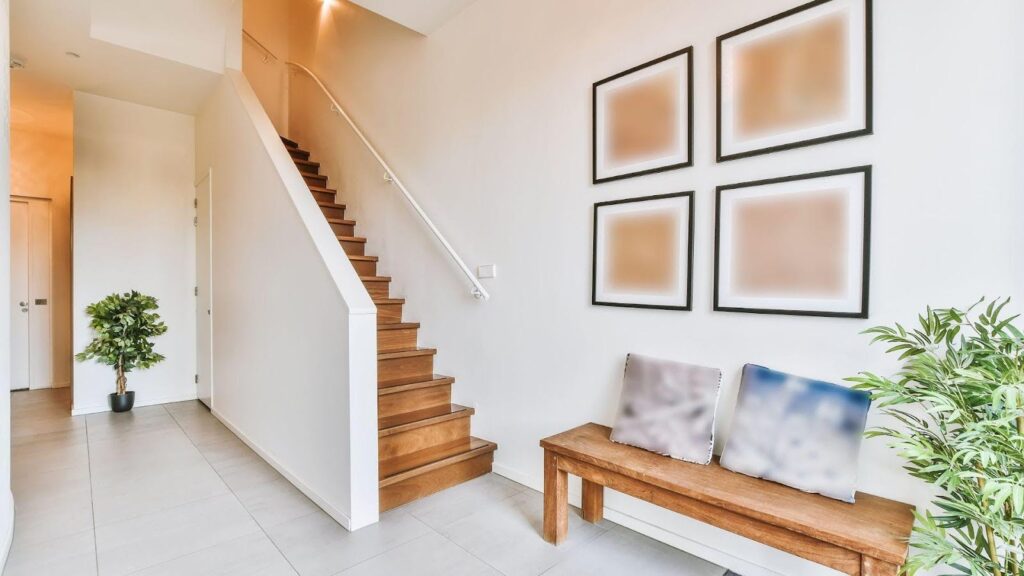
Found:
[349,0,478,35]
[10,0,226,115]
[11,70,73,137]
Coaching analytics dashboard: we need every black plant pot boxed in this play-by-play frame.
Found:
[110,391,135,413]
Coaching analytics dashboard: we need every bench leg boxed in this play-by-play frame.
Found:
[582,479,604,524]
[543,450,568,545]
[862,556,898,576]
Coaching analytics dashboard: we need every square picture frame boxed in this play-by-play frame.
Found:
[714,166,871,318]
[593,47,694,184]
[593,192,694,311]
[717,0,872,162]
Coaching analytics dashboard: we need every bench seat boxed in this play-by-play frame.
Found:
[540,423,914,576]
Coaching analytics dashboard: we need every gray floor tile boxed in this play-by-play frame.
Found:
[2,528,97,576]
[95,493,260,576]
[437,490,606,576]
[127,532,297,576]
[337,532,500,576]
[232,476,320,530]
[543,526,728,576]
[266,509,430,576]
[403,473,525,529]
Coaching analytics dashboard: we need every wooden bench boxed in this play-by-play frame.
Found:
[541,423,915,576]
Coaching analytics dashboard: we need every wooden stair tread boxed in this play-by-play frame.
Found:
[317,201,346,209]
[328,218,356,226]
[309,185,336,194]
[379,403,474,435]
[301,171,327,180]
[339,236,368,243]
[374,298,404,304]
[361,275,390,281]
[294,159,320,169]
[379,374,454,394]
[378,348,435,361]
[379,437,496,486]
[280,136,299,148]
[349,254,377,262]
[378,322,420,331]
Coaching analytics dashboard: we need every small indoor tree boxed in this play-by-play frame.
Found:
[849,298,1024,575]
[76,290,168,412]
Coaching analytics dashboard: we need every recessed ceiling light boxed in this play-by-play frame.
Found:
[65,51,80,59]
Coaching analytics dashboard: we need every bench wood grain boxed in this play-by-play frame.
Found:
[540,423,914,575]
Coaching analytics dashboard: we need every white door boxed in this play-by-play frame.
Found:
[11,201,30,390]
[195,172,213,407]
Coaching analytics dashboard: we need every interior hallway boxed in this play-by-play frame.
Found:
[5,389,728,576]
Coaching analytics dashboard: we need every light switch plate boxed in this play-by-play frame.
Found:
[477,264,497,279]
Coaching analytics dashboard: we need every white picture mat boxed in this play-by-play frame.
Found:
[720,0,867,156]
[717,172,866,313]
[595,195,690,307]
[595,54,690,180]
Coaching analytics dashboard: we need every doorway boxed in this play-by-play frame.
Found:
[195,170,212,407]
[10,196,52,391]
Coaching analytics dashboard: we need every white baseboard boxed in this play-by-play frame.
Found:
[491,463,782,576]
[0,490,14,571]
[212,408,354,531]
[71,392,199,416]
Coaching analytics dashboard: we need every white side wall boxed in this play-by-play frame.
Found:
[0,0,16,566]
[72,92,198,414]
[242,0,290,135]
[195,70,378,530]
[288,1,1024,574]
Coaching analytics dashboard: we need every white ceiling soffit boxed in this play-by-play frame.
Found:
[349,0,478,35]
[10,0,225,115]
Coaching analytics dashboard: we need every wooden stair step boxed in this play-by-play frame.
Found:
[378,438,497,511]
[379,403,474,435]
[361,275,390,297]
[374,298,405,324]
[377,322,419,331]
[302,171,328,184]
[317,201,346,219]
[377,322,420,353]
[378,374,452,419]
[349,254,377,276]
[379,374,453,393]
[317,200,346,209]
[294,158,320,171]
[289,148,310,160]
[378,347,435,382]
[380,437,496,485]
[280,136,299,148]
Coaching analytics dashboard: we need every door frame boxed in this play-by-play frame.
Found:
[195,169,213,407]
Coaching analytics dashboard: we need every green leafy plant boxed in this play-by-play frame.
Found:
[76,291,168,395]
[849,298,1024,575]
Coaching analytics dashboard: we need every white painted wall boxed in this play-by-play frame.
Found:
[243,0,290,135]
[288,0,1024,574]
[72,92,198,414]
[0,0,17,565]
[195,70,378,530]
[89,0,236,74]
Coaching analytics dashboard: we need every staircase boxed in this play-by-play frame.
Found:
[282,136,498,511]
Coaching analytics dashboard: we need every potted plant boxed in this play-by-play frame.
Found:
[849,298,1024,575]
[76,290,168,413]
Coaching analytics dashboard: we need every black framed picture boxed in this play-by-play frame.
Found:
[717,0,872,162]
[593,47,694,184]
[593,192,694,311]
[714,166,871,318]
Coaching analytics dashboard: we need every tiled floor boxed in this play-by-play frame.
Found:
[5,388,728,576]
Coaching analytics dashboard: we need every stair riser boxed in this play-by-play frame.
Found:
[341,240,366,256]
[379,416,469,460]
[379,451,493,512]
[351,259,376,276]
[303,174,328,187]
[379,353,434,383]
[295,162,319,174]
[364,279,389,298]
[378,385,451,419]
[331,221,355,237]
[377,303,403,324]
[311,190,335,204]
[320,205,346,219]
[378,327,417,352]
[289,149,310,160]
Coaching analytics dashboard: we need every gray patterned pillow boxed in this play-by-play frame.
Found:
[610,354,723,465]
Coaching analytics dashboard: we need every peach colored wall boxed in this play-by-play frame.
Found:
[242,0,290,135]
[10,127,73,388]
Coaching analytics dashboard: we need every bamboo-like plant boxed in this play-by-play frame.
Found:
[76,291,168,395]
[849,299,1024,575]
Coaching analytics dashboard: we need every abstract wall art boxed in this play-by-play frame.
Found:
[594,47,693,183]
[720,364,871,502]
[611,354,723,465]
[593,192,694,311]
[717,0,872,161]
[714,166,871,318]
